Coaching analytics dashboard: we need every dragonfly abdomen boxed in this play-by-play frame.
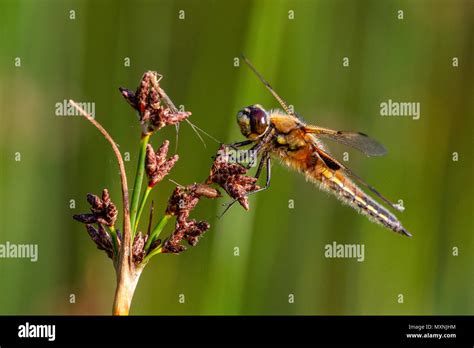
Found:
[310,166,410,236]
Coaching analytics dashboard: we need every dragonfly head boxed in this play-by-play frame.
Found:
[237,104,269,140]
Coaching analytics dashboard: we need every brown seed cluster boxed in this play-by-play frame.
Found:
[207,145,260,210]
[75,72,264,264]
[132,232,148,264]
[73,189,119,259]
[73,189,118,227]
[145,140,179,187]
[162,184,220,254]
[163,220,211,254]
[85,224,114,259]
[119,71,191,134]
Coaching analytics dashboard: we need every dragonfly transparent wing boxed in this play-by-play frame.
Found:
[311,145,403,212]
[305,126,387,157]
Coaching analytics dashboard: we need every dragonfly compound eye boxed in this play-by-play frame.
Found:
[249,104,269,136]
[237,107,252,137]
[237,104,269,139]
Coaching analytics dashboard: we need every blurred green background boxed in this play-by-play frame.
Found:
[0,0,472,315]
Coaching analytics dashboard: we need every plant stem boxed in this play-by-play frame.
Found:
[108,225,119,256]
[135,185,152,232]
[130,134,151,239]
[145,214,172,251]
[112,267,143,315]
[69,100,134,316]
[140,246,163,267]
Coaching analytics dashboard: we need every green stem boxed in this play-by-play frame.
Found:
[140,246,163,267]
[130,133,151,239]
[108,225,119,256]
[134,185,152,232]
[145,214,172,251]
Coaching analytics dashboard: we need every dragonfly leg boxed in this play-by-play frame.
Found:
[247,155,271,196]
[226,140,254,150]
[222,140,258,168]
[218,199,238,218]
[227,140,262,169]
[245,142,263,169]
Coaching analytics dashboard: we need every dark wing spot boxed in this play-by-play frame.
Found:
[317,150,341,170]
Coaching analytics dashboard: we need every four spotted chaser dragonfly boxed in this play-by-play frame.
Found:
[229,56,411,237]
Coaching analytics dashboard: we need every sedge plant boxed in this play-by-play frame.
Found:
[72,71,259,315]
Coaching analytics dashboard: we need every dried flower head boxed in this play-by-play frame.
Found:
[166,183,220,224]
[73,188,118,227]
[132,232,148,264]
[86,224,114,259]
[119,71,191,134]
[162,184,220,254]
[145,140,179,187]
[207,145,260,210]
[162,219,211,254]
[183,220,211,246]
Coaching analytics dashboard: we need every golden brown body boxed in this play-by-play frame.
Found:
[266,111,408,235]
[235,56,411,237]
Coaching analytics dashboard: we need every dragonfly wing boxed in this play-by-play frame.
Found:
[309,151,411,236]
[312,146,404,212]
[305,125,387,157]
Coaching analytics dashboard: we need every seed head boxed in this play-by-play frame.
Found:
[85,224,114,259]
[74,188,118,227]
[166,183,220,224]
[145,141,179,187]
[132,232,148,264]
[119,71,191,134]
[207,145,260,210]
[162,184,220,254]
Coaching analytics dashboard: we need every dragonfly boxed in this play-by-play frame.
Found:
[228,55,411,237]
